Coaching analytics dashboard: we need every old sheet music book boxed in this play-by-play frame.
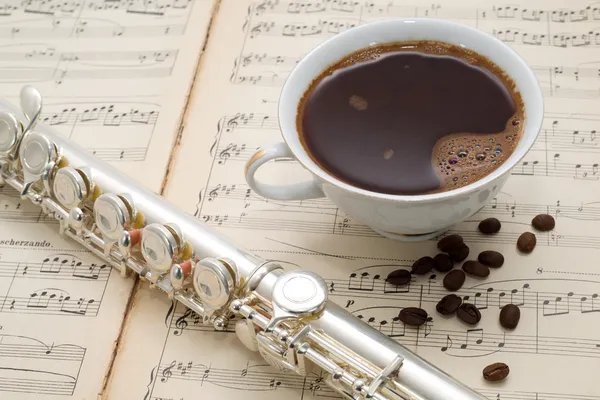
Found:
[2,0,599,399]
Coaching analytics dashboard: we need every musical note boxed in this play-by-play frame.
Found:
[581,293,600,313]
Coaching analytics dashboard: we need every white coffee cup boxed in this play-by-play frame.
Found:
[244,18,544,241]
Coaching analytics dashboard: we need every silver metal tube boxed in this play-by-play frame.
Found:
[0,91,486,400]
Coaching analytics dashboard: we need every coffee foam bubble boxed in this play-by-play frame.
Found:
[433,115,522,191]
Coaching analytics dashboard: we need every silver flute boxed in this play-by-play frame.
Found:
[0,86,486,400]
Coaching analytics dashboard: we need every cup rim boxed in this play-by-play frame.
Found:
[277,18,545,203]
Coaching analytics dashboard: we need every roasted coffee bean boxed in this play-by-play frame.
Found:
[532,214,555,231]
[499,304,521,329]
[478,217,501,234]
[436,294,462,315]
[483,362,510,382]
[437,234,464,252]
[433,253,454,272]
[385,269,411,286]
[462,260,490,278]
[398,307,428,326]
[411,256,435,275]
[443,270,466,291]
[448,243,469,262]
[457,303,481,325]
[478,250,504,268]
[517,232,536,253]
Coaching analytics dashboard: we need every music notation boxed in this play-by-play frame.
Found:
[218,111,600,155]
[0,47,177,85]
[198,209,600,250]
[0,0,195,39]
[40,104,160,127]
[232,53,600,101]
[0,207,54,224]
[0,334,86,361]
[154,360,328,393]
[147,358,598,400]
[0,332,85,396]
[88,147,148,162]
[0,256,109,281]
[337,274,599,316]
[37,102,160,164]
[0,0,215,398]
[168,307,241,335]
[255,1,600,25]
[211,141,600,181]
[105,0,600,399]
[1,291,100,316]
[0,252,112,317]
[201,181,600,220]
[367,317,600,359]
[247,8,600,49]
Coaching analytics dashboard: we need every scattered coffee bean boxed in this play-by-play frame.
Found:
[398,307,428,326]
[483,362,510,382]
[457,303,481,325]
[532,214,555,231]
[478,250,504,268]
[437,234,464,252]
[433,253,454,272]
[517,232,536,253]
[499,304,521,329]
[462,260,490,278]
[448,243,469,262]
[443,270,466,291]
[385,269,411,286]
[436,294,462,315]
[411,256,435,275]
[478,217,501,234]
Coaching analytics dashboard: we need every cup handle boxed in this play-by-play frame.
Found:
[244,142,325,201]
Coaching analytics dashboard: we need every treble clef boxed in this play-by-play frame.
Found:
[208,184,221,202]
[225,114,240,132]
[174,308,194,336]
[218,143,235,164]
[161,360,176,383]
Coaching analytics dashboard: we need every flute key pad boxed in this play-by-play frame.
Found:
[140,223,178,272]
[0,111,19,155]
[193,257,235,311]
[53,166,87,209]
[20,132,54,178]
[94,193,130,242]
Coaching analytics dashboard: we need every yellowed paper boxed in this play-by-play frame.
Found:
[0,0,217,398]
[108,1,600,399]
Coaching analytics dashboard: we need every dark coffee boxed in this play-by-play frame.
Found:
[297,41,525,195]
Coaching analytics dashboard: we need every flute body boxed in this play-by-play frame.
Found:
[0,87,486,400]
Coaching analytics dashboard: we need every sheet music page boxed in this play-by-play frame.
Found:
[0,0,217,398]
[107,0,600,399]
